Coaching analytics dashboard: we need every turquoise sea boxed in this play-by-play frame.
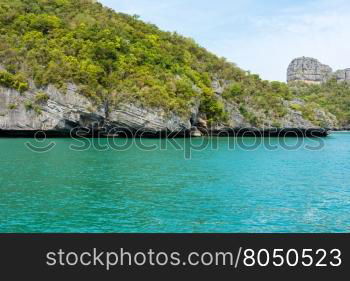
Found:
[0,134,349,233]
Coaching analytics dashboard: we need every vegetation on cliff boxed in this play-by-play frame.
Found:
[0,0,349,127]
[0,0,240,120]
[290,80,350,126]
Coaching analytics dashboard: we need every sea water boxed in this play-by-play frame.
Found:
[0,134,349,233]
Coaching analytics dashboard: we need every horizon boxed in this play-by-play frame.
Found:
[99,0,350,82]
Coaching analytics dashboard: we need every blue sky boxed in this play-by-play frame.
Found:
[99,0,350,81]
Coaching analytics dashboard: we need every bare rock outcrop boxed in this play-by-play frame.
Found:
[108,104,191,134]
[287,57,333,84]
[287,57,350,84]
[0,84,191,136]
[0,84,102,131]
[334,68,350,82]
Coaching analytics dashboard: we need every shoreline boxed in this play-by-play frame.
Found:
[0,128,331,138]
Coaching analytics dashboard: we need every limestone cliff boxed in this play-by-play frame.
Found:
[0,81,337,137]
[287,57,333,84]
[287,57,350,84]
[0,84,192,137]
[334,69,350,82]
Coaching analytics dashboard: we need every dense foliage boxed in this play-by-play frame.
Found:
[0,70,28,92]
[0,0,236,118]
[290,80,350,126]
[0,0,349,126]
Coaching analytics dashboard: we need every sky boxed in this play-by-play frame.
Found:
[99,0,350,81]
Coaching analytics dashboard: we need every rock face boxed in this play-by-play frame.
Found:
[0,81,338,136]
[0,84,102,131]
[0,79,339,137]
[287,57,333,84]
[334,69,350,82]
[107,104,191,135]
[0,84,191,137]
[287,57,350,84]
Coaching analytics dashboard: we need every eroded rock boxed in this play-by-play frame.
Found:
[287,57,350,84]
[287,57,333,84]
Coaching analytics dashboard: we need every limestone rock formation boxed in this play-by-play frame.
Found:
[0,84,191,136]
[287,57,333,84]
[0,73,341,136]
[1,81,335,136]
[108,103,191,134]
[0,84,102,131]
[334,69,350,82]
[287,57,350,84]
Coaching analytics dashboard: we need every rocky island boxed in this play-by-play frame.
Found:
[0,0,349,137]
